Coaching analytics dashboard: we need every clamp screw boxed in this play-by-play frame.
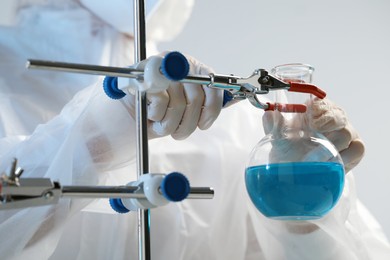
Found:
[44,192,53,200]
[260,76,270,84]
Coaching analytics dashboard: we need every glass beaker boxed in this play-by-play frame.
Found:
[245,64,345,220]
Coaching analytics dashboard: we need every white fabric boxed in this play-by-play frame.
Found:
[80,0,194,41]
[0,1,389,260]
[0,0,18,26]
[79,0,159,35]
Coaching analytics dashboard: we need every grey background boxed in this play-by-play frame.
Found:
[159,0,390,238]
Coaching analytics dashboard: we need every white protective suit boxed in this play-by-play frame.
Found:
[0,1,389,259]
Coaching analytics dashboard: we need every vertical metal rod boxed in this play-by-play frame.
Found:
[133,0,151,260]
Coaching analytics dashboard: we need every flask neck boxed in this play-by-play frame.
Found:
[269,63,316,133]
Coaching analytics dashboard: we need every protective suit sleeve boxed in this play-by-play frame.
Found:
[0,82,138,259]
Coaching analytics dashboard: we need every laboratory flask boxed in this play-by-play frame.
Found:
[245,64,345,220]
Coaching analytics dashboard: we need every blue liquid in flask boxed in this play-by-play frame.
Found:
[245,162,344,220]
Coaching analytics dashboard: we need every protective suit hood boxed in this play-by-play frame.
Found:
[80,0,195,41]
[1,0,194,42]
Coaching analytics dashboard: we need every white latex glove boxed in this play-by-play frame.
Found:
[123,53,224,140]
[262,97,365,173]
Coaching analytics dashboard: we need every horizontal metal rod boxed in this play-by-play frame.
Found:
[61,185,214,199]
[27,59,143,79]
[26,59,240,91]
[61,185,142,198]
[188,187,214,199]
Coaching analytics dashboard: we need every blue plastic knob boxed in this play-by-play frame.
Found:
[160,52,190,81]
[160,172,190,202]
[223,90,234,107]
[109,198,130,213]
[103,76,126,99]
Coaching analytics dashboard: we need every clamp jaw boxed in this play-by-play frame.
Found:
[209,69,326,112]
[0,159,61,209]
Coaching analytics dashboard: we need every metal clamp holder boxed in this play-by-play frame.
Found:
[27,55,326,113]
[0,159,214,211]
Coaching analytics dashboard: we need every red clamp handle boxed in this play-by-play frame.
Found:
[288,82,327,99]
[265,102,307,113]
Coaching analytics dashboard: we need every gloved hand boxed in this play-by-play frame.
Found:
[262,97,365,173]
[122,53,224,140]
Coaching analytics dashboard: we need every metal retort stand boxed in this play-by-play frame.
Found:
[0,1,214,260]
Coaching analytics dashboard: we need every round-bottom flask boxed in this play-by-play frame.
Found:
[245,64,345,220]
